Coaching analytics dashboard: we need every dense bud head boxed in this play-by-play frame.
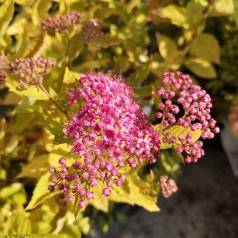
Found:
[82,19,103,43]
[9,57,55,89]
[41,11,82,34]
[156,71,219,163]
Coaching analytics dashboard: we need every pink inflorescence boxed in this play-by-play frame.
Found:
[41,11,82,34]
[48,72,160,208]
[82,19,103,43]
[156,71,220,163]
[159,175,178,198]
[9,57,56,89]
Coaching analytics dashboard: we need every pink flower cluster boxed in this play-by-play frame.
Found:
[82,19,102,43]
[10,57,55,89]
[48,72,160,208]
[156,71,220,163]
[159,175,178,198]
[41,11,82,34]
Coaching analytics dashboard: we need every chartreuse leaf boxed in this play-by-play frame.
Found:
[25,172,60,210]
[185,58,217,79]
[31,0,52,25]
[89,186,109,213]
[0,0,14,37]
[108,173,160,212]
[154,124,202,149]
[190,34,220,64]
[185,0,208,26]
[210,0,234,16]
[158,35,184,70]
[17,154,53,179]
[0,183,22,199]
[15,211,32,235]
[158,5,187,28]
[6,82,49,100]
[63,67,77,84]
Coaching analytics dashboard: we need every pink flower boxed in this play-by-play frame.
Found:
[48,72,160,208]
[156,71,219,163]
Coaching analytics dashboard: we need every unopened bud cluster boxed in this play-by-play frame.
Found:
[41,11,82,34]
[10,57,56,89]
[48,72,160,208]
[83,19,103,43]
[159,175,178,198]
[156,71,220,163]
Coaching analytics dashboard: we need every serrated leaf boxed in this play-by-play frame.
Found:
[89,187,109,213]
[6,82,49,100]
[109,174,160,212]
[158,35,184,70]
[190,34,220,63]
[63,67,77,84]
[159,5,187,27]
[25,172,60,210]
[185,58,217,79]
[154,124,202,149]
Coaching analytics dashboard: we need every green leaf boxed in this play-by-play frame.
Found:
[0,0,14,37]
[127,61,151,86]
[185,58,217,79]
[210,0,234,16]
[4,136,19,154]
[63,67,77,85]
[158,5,187,27]
[233,0,238,26]
[185,0,208,26]
[17,154,53,179]
[6,82,49,100]
[154,124,202,149]
[190,34,220,64]
[109,174,160,212]
[0,183,22,199]
[25,173,60,210]
[158,35,184,70]
[15,211,32,235]
[90,35,121,49]
[89,187,109,213]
